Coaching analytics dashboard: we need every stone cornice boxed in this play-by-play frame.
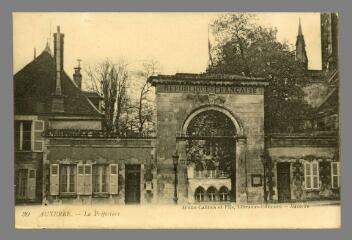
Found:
[148,73,269,87]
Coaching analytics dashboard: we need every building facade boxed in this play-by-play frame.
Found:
[14,27,103,204]
[14,13,340,205]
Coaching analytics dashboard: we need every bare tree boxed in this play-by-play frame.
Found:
[119,98,138,136]
[86,59,129,135]
[134,60,159,136]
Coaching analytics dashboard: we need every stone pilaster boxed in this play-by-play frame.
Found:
[236,137,247,203]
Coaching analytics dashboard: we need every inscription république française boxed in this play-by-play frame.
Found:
[158,84,262,94]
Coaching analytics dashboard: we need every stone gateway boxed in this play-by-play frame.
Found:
[149,73,269,204]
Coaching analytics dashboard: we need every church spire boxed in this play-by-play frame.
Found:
[298,18,303,36]
[295,18,308,70]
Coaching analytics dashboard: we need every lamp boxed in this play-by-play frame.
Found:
[172,150,179,204]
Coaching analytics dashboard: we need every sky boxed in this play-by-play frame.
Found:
[13,12,322,89]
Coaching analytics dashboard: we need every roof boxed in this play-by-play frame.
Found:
[82,90,102,99]
[14,50,103,117]
[316,87,338,113]
[148,73,268,86]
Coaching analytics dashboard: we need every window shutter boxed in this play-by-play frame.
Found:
[84,164,92,195]
[336,162,340,188]
[27,169,36,200]
[304,162,311,189]
[312,162,319,189]
[77,164,85,195]
[50,164,59,195]
[331,162,340,189]
[33,120,44,152]
[109,164,118,194]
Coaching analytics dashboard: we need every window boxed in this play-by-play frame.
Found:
[219,186,229,201]
[331,162,340,189]
[77,164,92,195]
[22,121,32,150]
[93,165,109,193]
[304,162,319,190]
[15,120,44,152]
[206,161,216,178]
[195,187,205,202]
[15,121,32,151]
[15,168,36,200]
[15,169,28,199]
[60,165,76,193]
[208,169,216,178]
[195,162,204,178]
[207,187,217,201]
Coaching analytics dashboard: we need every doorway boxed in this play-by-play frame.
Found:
[185,110,236,202]
[277,162,291,202]
[125,164,141,204]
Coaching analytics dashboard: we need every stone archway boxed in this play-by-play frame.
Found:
[182,105,244,137]
[182,107,239,202]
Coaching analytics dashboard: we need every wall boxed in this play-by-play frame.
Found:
[44,138,156,204]
[49,120,102,130]
[267,136,339,202]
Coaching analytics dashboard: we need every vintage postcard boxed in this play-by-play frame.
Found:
[13,12,340,229]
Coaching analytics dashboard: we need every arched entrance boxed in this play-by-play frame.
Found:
[184,109,237,202]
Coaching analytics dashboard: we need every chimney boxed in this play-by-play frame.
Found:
[54,26,64,95]
[73,59,82,89]
[51,26,65,112]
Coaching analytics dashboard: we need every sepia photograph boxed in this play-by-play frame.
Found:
[13,12,340,229]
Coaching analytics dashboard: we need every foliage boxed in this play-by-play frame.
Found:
[208,13,312,133]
